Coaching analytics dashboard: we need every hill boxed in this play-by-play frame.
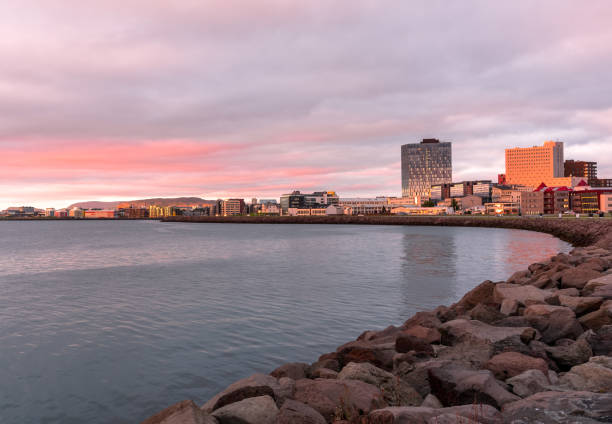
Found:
[67,197,217,210]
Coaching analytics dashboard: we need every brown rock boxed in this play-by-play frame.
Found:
[367,404,502,424]
[401,325,441,344]
[484,352,549,380]
[523,305,583,344]
[309,358,340,376]
[337,361,422,407]
[500,299,519,315]
[271,363,309,380]
[558,356,612,392]
[582,273,612,299]
[141,400,216,424]
[439,319,535,346]
[274,399,326,424]
[403,311,442,329]
[201,373,280,413]
[507,270,531,284]
[453,280,496,312]
[469,303,505,324]
[506,369,551,398]
[558,294,603,315]
[493,284,554,306]
[311,368,338,379]
[292,378,386,422]
[212,395,278,424]
[559,266,602,289]
[395,334,434,356]
[588,324,612,356]
[578,300,612,330]
[398,359,454,398]
[335,340,395,370]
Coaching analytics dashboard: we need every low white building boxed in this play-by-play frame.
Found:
[391,206,453,215]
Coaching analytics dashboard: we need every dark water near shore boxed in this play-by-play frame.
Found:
[0,221,570,424]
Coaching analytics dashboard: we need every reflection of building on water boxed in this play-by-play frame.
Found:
[397,227,570,321]
[399,229,458,319]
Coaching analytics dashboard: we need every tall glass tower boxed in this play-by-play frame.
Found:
[401,139,452,203]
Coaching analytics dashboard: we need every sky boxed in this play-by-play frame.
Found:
[1,1,612,209]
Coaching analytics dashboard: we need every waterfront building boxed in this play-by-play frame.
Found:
[69,207,84,218]
[286,207,327,216]
[259,202,280,215]
[484,202,520,215]
[401,138,452,203]
[5,206,36,216]
[430,183,451,201]
[565,160,597,180]
[45,208,56,217]
[590,178,612,188]
[504,141,587,188]
[391,206,453,215]
[280,190,338,214]
[600,193,612,213]
[521,184,571,215]
[325,205,345,215]
[221,199,246,216]
[84,210,116,219]
[338,198,388,215]
[438,195,482,210]
[492,185,531,204]
[118,207,148,219]
[385,196,418,208]
[473,181,493,201]
[431,180,491,202]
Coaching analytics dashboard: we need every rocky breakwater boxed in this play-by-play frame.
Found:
[143,221,612,424]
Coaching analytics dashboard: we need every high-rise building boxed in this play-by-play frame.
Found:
[565,160,597,180]
[504,141,571,188]
[221,199,246,216]
[401,139,452,203]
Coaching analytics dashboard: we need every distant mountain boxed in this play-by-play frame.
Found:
[67,197,217,210]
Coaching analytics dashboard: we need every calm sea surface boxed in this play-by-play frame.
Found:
[0,221,570,424]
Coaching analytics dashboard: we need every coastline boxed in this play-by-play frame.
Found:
[142,218,612,423]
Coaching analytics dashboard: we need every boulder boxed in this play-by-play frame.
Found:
[277,377,296,403]
[558,295,603,315]
[484,352,549,380]
[310,368,338,379]
[271,363,309,380]
[398,360,454,398]
[558,356,612,393]
[367,404,502,424]
[501,391,612,423]
[420,394,442,409]
[506,369,551,398]
[428,364,520,409]
[435,341,494,369]
[559,266,602,289]
[555,287,580,296]
[500,299,518,316]
[439,319,535,346]
[292,378,386,422]
[211,395,278,424]
[427,413,479,424]
[337,362,422,406]
[359,325,402,344]
[453,280,496,312]
[141,400,217,424]
[493,284,554,306]
[589,325,612,356]
[578,300,612,330]
[581,273,612,298]
[201,373,280,413]
[523,305,583,343]
[395,334,434,356]
[507,270,531,285]
[401,325,441,344]
[309,358,340,376]
[274,399,326,424]
[469,303,505,324]
[335,340,395,370]
[544,336,592,370]
[403,311,442,329]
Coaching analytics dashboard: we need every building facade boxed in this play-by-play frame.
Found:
[221,199,246,216]
[401,139,452,203]
[280,191,338,214]
[600,193,612,213]
[565,160,597,180]
[505,141,566,188]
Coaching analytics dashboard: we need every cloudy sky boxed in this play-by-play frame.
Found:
[2,1,612,209]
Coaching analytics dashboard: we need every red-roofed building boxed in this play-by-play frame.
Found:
[521,182,571,215]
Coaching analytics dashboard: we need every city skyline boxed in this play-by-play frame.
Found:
[2,1,612,209]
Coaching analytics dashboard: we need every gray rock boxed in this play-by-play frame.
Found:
[493,284,554,306]
[558,294,604,315]
[141,400,217,424]
[396,359,454,398]
[500,299,519,316]
[439,319,534,346]
[523,304,583,344]
[338,361,422,406]
[579,300,612,330]
[506,369,551,398]
[212,395,278,424]
[501,391,612,423]
[310,368,338,379]
[582,273,612,298]
[558,356,612,392]
[420,394,442,409]
[428,364,520,409]
[544,336,592,371]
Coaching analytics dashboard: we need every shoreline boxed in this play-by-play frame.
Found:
[143,218,612,423]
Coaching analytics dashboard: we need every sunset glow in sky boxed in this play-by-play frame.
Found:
[2,1,612,209]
